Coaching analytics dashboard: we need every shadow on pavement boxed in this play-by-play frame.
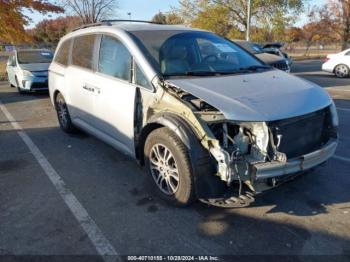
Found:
[0,123,349,255]
[0,83,49,105]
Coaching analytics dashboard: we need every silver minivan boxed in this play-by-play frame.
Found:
[7,49,53,93]
[49,21,338,208]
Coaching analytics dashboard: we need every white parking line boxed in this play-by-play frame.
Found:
[333,155,350,163]
[0,101,119,261]
[337,107,350,112]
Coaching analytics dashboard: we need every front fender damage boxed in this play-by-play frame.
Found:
[138,78,286,207]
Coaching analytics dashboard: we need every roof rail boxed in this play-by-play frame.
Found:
[72,20,163,32]
[101,19,163,25]
[72,21,112,32]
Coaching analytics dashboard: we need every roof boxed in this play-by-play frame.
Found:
[111,22,195,32]
[73,21,199,33]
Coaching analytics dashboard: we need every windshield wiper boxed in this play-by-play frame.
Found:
[163,67,270,78]
[185,71,218,76]
[239,65,272,71]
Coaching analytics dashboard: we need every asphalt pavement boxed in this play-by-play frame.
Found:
[0,60,349,260]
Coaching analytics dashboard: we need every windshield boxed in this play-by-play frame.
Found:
[128,30,264,77]
[17,50,53,64]
[235,41,263,54]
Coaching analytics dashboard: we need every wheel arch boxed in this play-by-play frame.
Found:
[52,89,62,109]
[137,112,227,199]
[136,112,199,165]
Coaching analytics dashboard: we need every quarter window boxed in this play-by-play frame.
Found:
[72,35,96,69]
[98,35,132,81]
[345,51,350,56]
[135,63,152,90]
[55,40,71,66]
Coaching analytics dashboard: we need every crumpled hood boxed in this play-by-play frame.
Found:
[167,69,332,121]
[19,63,50,72]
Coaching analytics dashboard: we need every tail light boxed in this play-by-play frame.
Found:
[323,57,330,63]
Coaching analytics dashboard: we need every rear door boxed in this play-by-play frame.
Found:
[66,34,98,126]
[91,34,136,156]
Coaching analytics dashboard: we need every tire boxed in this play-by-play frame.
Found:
[55,93,76,133]
[334,64,349,78]
[144,127,196,207]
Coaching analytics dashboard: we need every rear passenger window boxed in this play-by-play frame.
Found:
[98,35,132,81]
[72,35,95,69]
[54,40,71,66]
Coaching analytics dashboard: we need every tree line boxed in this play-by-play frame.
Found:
[151,0,349,50]
[0,0,349,50]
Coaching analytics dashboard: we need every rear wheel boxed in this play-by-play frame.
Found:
[55,93,76,133]
[334,64,349,78]
[144,127,196,206]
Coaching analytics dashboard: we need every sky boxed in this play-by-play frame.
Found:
[25,0,326,28]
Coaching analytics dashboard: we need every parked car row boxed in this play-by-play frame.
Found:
[5,22,339,208]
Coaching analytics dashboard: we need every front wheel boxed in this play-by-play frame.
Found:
[144,127,196,206]
[334,64,349,78]
[55,93,76,133]
[15,76,26,94]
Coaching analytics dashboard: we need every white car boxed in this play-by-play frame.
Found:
[6,49,53,93]
[322,48,350,78]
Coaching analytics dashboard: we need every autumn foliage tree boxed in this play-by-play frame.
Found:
[326,0,350,50]
[0,0,63,44]
[29,16,81,45]
[151,11,184,25]
[174,0,305,41]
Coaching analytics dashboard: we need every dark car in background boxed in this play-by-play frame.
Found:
[262,42,293,66]
[234,40,290,72]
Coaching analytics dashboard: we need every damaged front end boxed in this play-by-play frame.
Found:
[142,78,337,208]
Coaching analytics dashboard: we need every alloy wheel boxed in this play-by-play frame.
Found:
[149,144,180,195]
[56,97,69,128]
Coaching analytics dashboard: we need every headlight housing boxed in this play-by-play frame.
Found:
[22,70,33,77]
[329,101,339,127]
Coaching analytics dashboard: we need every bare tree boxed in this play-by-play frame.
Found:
[61,0,119,24]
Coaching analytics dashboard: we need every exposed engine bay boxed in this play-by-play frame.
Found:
[141,79,337,207]
[164,82,289,182]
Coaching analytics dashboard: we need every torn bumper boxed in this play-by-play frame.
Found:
[254,139,338,180]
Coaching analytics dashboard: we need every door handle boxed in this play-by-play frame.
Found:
[83,84,100,95]
[83,84,95,93]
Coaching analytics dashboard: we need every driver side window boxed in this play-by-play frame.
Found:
[98,35,132,81]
